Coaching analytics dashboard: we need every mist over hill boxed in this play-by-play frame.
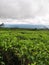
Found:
[0,24,49,29]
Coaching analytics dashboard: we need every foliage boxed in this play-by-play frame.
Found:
[0,28,49,65]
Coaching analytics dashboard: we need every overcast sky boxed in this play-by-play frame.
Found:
[0,0,49,25]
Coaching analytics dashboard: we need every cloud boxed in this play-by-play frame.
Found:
[0,0,49,25]
[0,0,49,18]
[0,15,49,25]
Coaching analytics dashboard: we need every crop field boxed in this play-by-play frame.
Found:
[0,28,49,65]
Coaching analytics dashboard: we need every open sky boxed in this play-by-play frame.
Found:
[0,0,49,25]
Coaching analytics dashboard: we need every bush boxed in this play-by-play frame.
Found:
[0,29,49,65]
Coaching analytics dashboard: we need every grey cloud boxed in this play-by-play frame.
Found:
[0,0,49,19]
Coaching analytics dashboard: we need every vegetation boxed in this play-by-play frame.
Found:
[0,28,49,65]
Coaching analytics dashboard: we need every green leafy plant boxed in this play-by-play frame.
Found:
[0,28,49,65]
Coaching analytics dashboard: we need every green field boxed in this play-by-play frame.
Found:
[0,28,49,65]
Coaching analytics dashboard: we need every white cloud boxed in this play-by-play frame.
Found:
[0,0,49,25]
[0,15,49,25]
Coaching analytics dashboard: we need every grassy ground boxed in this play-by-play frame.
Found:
[0,28,49,65]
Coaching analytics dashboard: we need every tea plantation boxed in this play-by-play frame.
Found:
[0,28,49,65]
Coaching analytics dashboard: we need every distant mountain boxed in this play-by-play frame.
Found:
[1,24,49,29]
[0,23,4,26]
